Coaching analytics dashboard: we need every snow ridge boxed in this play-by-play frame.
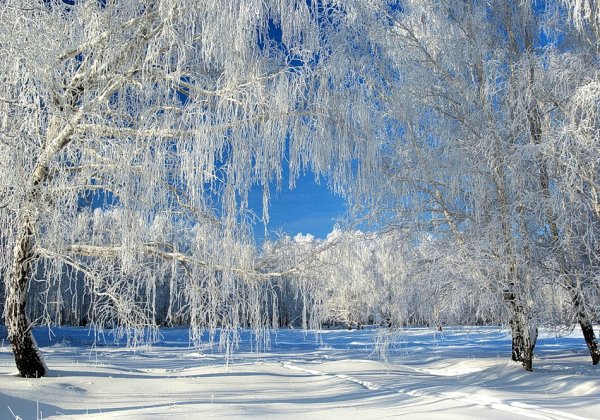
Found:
[281,361,381,391]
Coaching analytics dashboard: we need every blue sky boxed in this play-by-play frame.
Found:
[249,171,347,242]
[247,17,349,241]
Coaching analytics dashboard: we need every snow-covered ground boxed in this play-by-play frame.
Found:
[0,326,598,419]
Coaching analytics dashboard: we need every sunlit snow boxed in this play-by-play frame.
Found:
[1,326,598,419]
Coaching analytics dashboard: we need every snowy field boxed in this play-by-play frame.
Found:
[0,326,599,419]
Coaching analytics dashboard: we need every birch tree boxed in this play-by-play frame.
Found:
[0,0,374,377]
[345,0,600,370]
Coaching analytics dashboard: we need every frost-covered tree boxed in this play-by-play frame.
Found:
[260,232,335,330]
[263,227,504,333]
[0,0,375,377]
[343,0,600,370]
[561,0,600,42]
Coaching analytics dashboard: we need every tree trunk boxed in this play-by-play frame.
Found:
[570,285,600,365]
[6,218,47,378]
[509,318,536,372]
[505,290,536,372]
[580,319,600,365]
[551,243,600,365]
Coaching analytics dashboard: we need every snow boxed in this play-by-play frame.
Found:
[0,326,598,419]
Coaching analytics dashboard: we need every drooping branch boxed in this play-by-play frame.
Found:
[38,243,298,279]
